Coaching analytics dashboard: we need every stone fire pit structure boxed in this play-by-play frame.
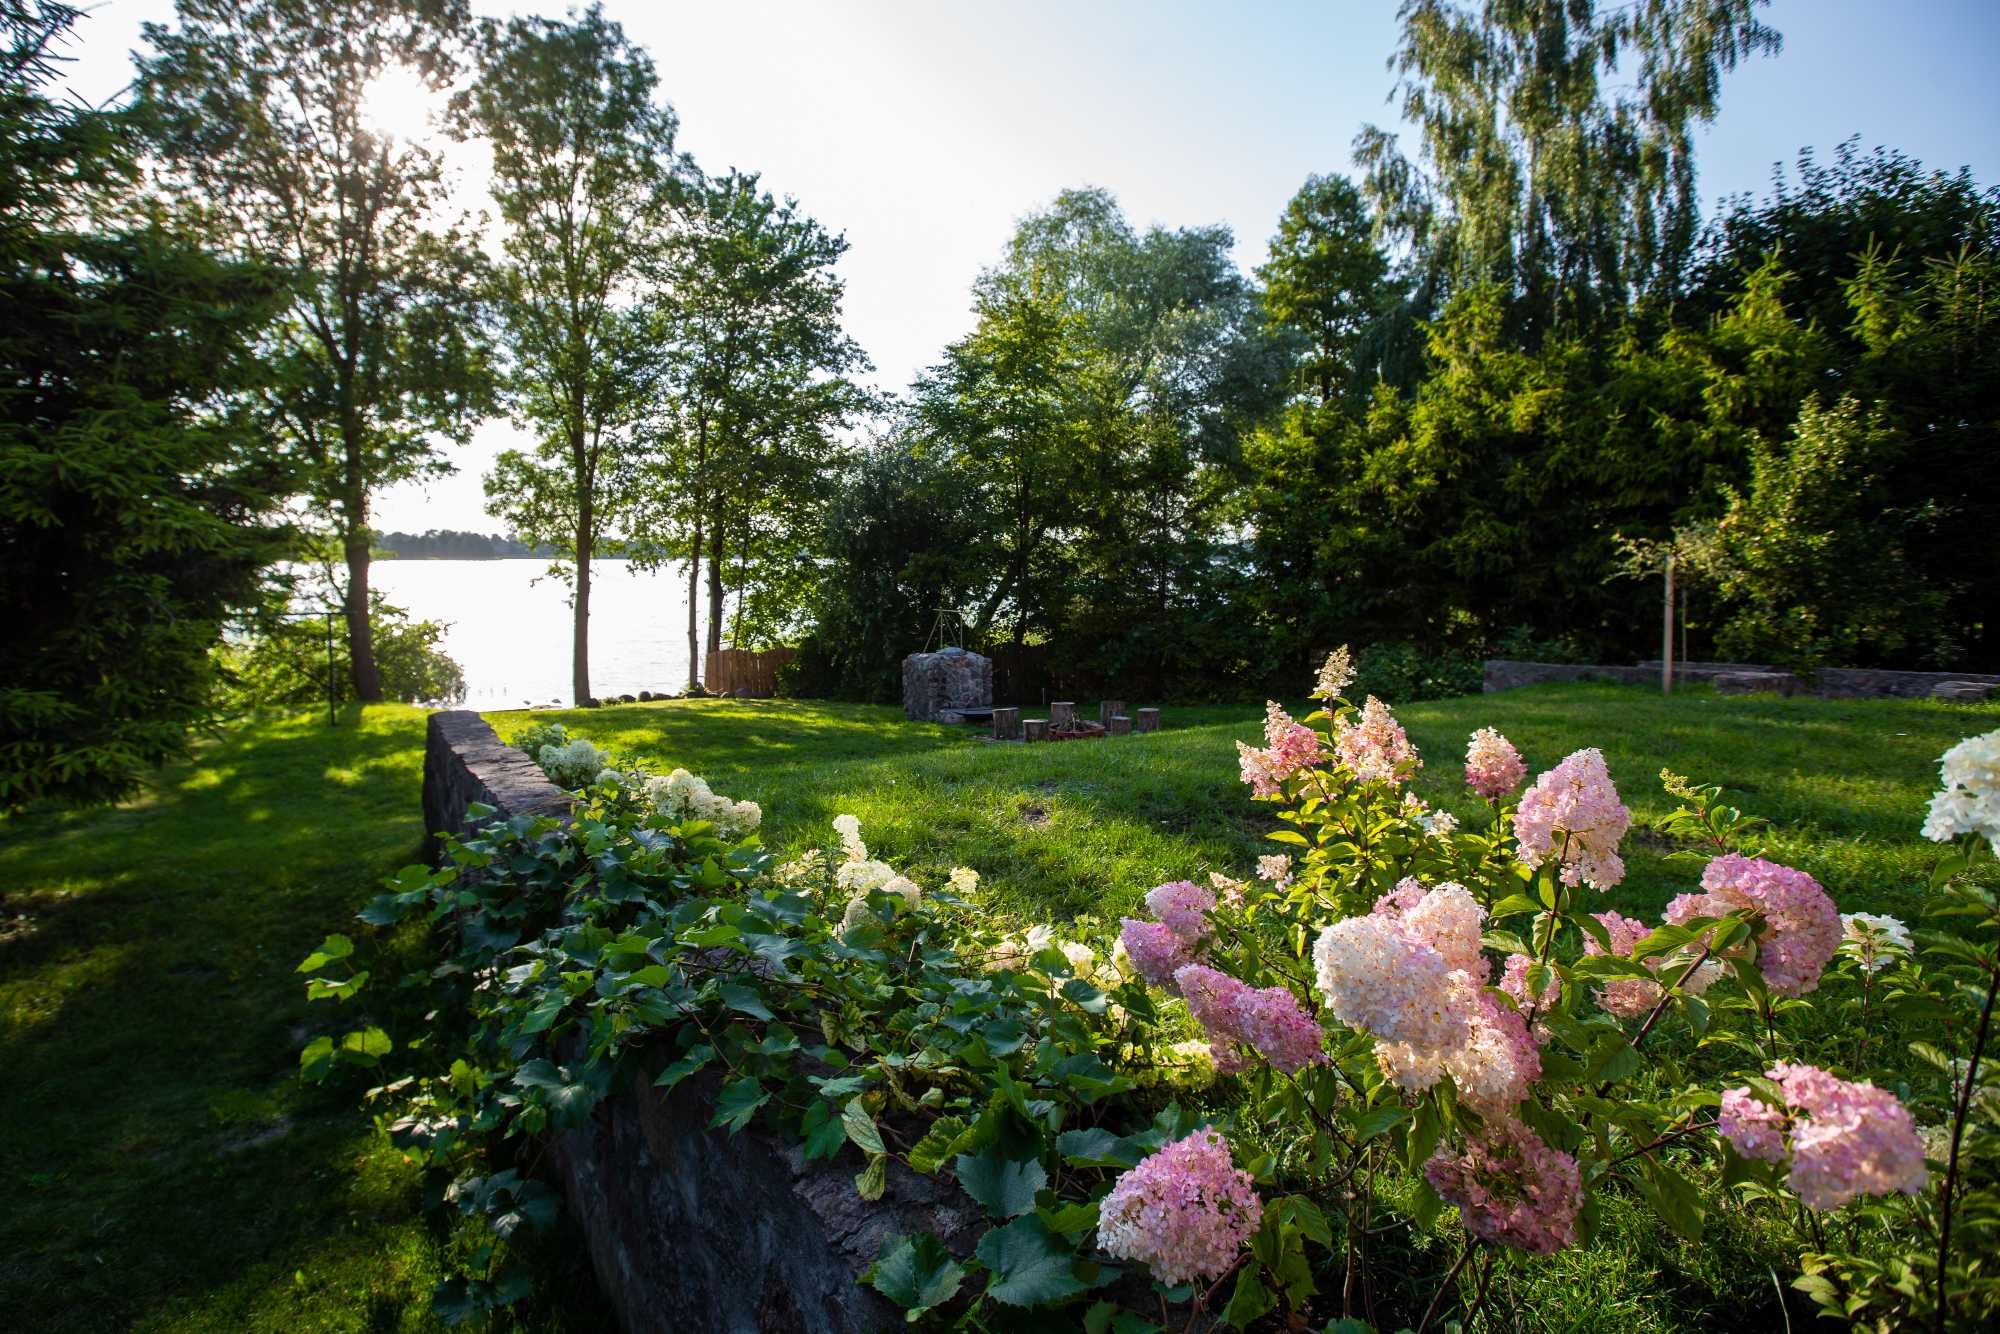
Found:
[901,646,993,722]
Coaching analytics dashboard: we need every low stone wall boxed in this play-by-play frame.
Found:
[1485,659,2000,700]
[547,1055,978,1334]
[421,709,574,861]
[422,709,969,1332]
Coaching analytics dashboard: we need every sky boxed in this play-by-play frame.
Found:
[57,0,2000,533]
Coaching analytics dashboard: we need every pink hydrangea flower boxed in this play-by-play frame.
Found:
[1097,1129,1263,1286]
[1585,911,1661,1019]
[1665,854,1840,997]
[1120,919,1194,991]
[1313,913,1476,1057]
[1236,702,1326,797]
[1497,953,1557,1038]
[1425,1118,1581,1255]
[1144,880,1216,946]
[1717,1063,1928,1210]
[1719,1087,1789,1161]
[1372,878,1486,974]
[1512,748,1631,890]
[1382,988,1541,1110]
[1584,909,1724,1018]
[1464,727,1528,801]
[1334,696,1420,786]
[1176,963,1327,1075]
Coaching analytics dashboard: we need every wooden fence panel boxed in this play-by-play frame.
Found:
[704,648,795,698]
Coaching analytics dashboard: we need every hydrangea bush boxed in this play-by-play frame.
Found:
[301,685,2000,1330]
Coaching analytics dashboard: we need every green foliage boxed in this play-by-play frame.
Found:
[1,1,292,809]
[216,592,466,711]
[138,0,492,701]
[634,167,873,663]
[469,3,681,705]
[1694,396,1955,669]
[1356,0,1782,329]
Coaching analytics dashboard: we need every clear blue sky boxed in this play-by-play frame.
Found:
[58,1,2000,531]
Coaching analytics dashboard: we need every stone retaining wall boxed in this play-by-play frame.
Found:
[1484,659,2000,699]
[422,709,962,1332]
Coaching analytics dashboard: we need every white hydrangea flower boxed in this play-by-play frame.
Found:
[538,737,612,788]
[947,866,980,895]
[834,858,895,895]
[1840,912,1913,973]
[1923,729,2000,849]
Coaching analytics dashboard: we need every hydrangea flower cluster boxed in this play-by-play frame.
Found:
[947,866,980,895]
[1313,645,1356,700]
[1666,854,1840,997]
[1718,1063,1929,1210]
[1236,702,1327,797]
[1497,952,1557,1037]
[1424,1118,1581,1255]
[536,736,613,789]
[1256,853,1293,888]
[1838,911,1911,975]
[1120,880,1216,992]
[1921,727,2000,849]
[1582,910,1722,1019]
[1464,727,1528,801]
[1401,792,1458,838]
[1512,748,1631,889]
[1175,963,1327,1075]
[1097,1129,1263,1286]
[1333,696,1419,786]
[643,768,762,839]
[1312,880,1535,1110]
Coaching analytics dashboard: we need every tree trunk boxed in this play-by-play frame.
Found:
[705,515,725,657]
[343,518,382,702]
[573,439,593,705]
[684,515,703,692]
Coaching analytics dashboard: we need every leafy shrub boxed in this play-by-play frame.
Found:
[301,672,2000,1329]
[218,593,466,711]
[1350,642,1482,703]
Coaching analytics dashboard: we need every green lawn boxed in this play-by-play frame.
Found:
[0,706,605,1333]
[3,683,1992,1331]
[495,684,1997,929]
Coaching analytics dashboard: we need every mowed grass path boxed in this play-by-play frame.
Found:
[1,684,1991,1331]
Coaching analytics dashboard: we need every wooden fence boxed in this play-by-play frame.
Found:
[704,647,795,698]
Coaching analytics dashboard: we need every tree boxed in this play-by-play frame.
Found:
[138,0,490,701]
[2,0,292,807]
[641,169,870,687]
[911,188,1284,694]
[1355,0,1781,335]
[1257,174,1397,405]
[468,4,682,705]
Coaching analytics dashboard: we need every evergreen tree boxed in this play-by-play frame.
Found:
[2,0,291,807]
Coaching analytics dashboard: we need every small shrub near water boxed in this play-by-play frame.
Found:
[302,662,2000,1330]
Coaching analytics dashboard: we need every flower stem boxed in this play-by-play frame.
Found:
[1934,928,1999,1333]
[1414,1240,1475,1334]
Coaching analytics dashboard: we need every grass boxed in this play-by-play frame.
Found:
[494,684,1998,929]
[3,683,1992,1330]
[0,706,606,1333]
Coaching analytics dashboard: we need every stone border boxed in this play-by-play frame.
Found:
[421,709,574,861]
[420,709,974,1331]
[1484,659,2000,700]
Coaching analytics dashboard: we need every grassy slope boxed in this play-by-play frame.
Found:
[0,706,604,1333]
[3,685,1991,1331]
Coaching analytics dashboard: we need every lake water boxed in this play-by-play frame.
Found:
[371,559,694,707]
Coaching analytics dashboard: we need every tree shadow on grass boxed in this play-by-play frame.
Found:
[0,705,610,1331]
